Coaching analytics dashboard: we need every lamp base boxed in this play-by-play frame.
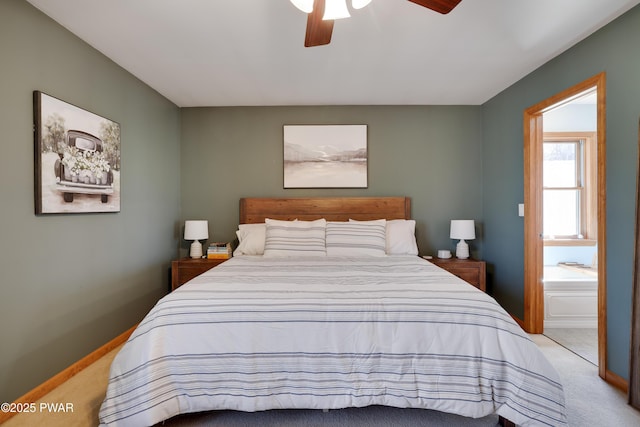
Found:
[455,239,470,259]
[189,240,203,259]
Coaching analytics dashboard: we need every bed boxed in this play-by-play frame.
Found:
[99,197,566,426]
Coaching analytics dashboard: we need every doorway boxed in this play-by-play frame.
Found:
[541,114,598,365]
[523,73,607,379]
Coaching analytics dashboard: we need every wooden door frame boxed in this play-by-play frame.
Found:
[523,72,607,379]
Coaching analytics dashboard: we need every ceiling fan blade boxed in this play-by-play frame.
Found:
[305,0,334,47]
[408,0,462,14]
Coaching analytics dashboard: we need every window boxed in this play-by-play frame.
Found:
[543,132,597,245]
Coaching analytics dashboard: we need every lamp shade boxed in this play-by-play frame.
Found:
[290,0,372,15]
[323,0,351,19]
[290,0,314,13]
[450,220,475,240]
[184,220,209,241]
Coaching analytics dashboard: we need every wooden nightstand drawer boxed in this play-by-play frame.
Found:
[429,258,486,292]
[448,267,482,287]
[171,258,228,291]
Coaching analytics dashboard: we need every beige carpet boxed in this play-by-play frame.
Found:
[529,334,640,426]
[3,344,122,427]
[5,336,640,426]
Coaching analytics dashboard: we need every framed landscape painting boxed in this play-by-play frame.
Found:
[34,91,121,214]
[283,125,367,188]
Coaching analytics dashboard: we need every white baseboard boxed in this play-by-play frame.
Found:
[544,319,597,328]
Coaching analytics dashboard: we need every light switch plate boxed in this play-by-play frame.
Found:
[518,203,524,217]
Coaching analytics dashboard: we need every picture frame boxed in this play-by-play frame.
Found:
[283,125,368,188]
[34,91,121,214]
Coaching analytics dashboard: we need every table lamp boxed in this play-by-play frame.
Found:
[184,220,209,258]
[450,220,475,259]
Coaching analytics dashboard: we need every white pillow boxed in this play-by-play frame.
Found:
[263,218,327,257]
[328,220,387,256]
[233,223,266,256]
[386,219,419,255]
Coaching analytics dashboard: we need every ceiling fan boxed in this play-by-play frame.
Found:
[292,0,463,47]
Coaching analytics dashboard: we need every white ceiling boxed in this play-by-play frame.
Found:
[25,0,640,107]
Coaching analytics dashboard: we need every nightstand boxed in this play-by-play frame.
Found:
[429,257,486,292]
[171,257,229,291]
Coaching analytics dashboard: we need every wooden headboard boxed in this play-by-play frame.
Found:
[239,197,411,224]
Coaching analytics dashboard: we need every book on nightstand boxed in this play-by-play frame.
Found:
[207,242,232,259]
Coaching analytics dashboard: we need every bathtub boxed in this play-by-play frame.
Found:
[543,265,598,328]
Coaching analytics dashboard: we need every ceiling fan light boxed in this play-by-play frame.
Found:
[323,0,351,20]
[290,0,314,13]
[352,0,372,10]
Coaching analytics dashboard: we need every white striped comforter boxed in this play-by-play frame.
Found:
[99,256,566,426]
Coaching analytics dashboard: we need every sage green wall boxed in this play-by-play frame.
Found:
[482,5,640,379]
[0,0,181,402]
[180,106,483,259]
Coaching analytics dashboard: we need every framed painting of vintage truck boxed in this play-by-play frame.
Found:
[34,91,121,214]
